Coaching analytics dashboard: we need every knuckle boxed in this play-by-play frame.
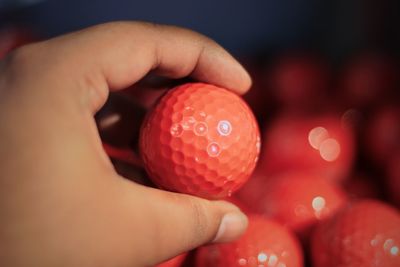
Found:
[96,21,131,31]
[80,72,109,110]
[7,43,38,68]
[3,43,43,79]
[94,21,162,34]
[140,21,163,31]
[186,198,212,241]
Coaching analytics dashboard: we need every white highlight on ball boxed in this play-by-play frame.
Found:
[170,123,183,137]
[312,196,326,212]
[207,142,221,157]
[312,196,327,219]
[218,120,232,136]
[267,254,278,266]
[194,122,208,136]
[258,252,268,262]
[238,258,247,266]
[391,246,399,256]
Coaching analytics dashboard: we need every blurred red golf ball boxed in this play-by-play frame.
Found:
[339,53,398,108]
[365,105,400,167]
[269,54,329,111]
[251,172,347,239]
[311,200,400,267]
[235,167,268,214]
[259,114,355,183]
[156,253,187,267]
[139,83,260,199]
[196,215,303,267]
[386,152,400,207]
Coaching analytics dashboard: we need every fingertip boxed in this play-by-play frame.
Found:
[232,61,253,94]
[212,211,248,243]
[211,42,252,94]
[209,200,248,243]
[118,183,250,265]
[198,47,253,95]
[212,199,243,212]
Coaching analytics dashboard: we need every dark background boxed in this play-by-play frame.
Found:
[1,0,399,59]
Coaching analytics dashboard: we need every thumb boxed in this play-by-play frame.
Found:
[115,179,248,266]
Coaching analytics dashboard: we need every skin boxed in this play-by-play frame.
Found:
[0,22,251,267]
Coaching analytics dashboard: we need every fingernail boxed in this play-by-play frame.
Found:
[212,211,248,243]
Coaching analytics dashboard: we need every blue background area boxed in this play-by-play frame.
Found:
[1,0,398,57]
[2,0,333,54]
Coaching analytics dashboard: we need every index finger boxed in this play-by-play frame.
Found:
[29,21,252,113]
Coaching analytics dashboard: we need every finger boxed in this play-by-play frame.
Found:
[22,21,251,113]
[122,74,182,109]
[114,180,248,266]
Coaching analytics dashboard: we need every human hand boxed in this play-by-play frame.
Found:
[0,22,251,267]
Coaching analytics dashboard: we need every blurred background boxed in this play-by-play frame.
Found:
[1,0,399,56]
[1,1,399,266]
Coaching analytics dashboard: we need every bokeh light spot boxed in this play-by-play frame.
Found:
[308,126,329,150]
[319,138,341,162]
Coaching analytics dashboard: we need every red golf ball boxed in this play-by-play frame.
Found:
[235,166,268,214]
[196,215,303,267]
[365,105,400,167]
[259,114,354,183]
[339,53,398,108]
[387,152,400,207]
[156,253,187,267]
[140,83,260,199]
[311,200,400,267]
[254,172,347,239]
[269,54,330,111]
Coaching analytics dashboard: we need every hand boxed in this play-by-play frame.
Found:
[0,22,250,267]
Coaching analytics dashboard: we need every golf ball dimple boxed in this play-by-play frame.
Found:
[139,83,260,199]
